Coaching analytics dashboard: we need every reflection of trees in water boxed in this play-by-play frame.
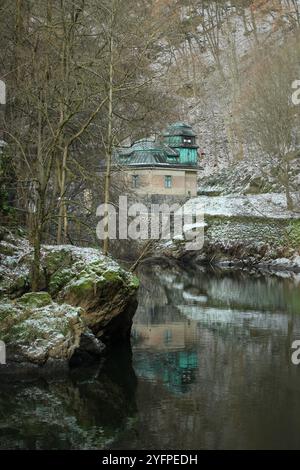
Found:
[2,267,299,450]
[121,328,300,450]
[135,268,187,324]
[123,265,300,449]
[137,265,300,315]
[0,345,137,450]
[202,274,300,314]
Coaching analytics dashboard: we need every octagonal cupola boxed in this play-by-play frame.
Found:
[163,122,198,166]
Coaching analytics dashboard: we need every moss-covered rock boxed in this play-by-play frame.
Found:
[9,274,29,295]
[0,273,29,299]
[0,241,17,256]
[60,258,139,344]
[0,300,107,368]
[0,300,87,365]
[286,220,300,250]
[0,303,23,329]
[17,292,52,309]
[0,237,140,363]
[48,267,74,296]
[128,274,139,290]
[43,248,74,276]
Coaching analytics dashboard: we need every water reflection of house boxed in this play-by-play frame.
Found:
[132,321,199,394]
[133,321,198,351]
[133,349,198,395]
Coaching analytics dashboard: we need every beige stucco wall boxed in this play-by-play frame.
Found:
[123,168,198,197]
[185,170,198,197]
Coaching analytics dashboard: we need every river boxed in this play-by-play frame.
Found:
[1,264,300,449]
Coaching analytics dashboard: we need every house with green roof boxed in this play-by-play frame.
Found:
[114,123,199,197]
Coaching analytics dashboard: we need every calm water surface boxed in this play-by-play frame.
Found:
[1,265,300,449]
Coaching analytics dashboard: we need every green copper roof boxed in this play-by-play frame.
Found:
[113,124,199,168]
[163,122,196,137]
[114,138,180,166]
[130,138,177,156]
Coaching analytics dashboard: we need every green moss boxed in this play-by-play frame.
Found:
[58,319,70,337]
[67,276,96,297]
[8,274,29,295]
[0,303,27,342]
[17,292,52,308]
[102,269,123,283]
[128,274,139,290]
[286,220,300,249]
[0,243,16,256]
[0,305,15,322]
[0,301,79,345]
[87,260,106,271]
[44,249,73,275]
[49,268,74,295]
[9,321,40,343]
[7,314,69,343]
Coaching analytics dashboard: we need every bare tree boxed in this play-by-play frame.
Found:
[0,0,181,286]
[238,37,300,209]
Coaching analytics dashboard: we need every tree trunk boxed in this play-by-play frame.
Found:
[31,102,45,291]
[31,221,41,292]
[57,144,68,244]
[103,5,114,256]
[31,189,45,291]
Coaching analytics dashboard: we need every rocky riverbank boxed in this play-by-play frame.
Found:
[0,227,139,371]
[157,194,300,276]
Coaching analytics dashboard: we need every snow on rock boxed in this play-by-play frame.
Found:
[158,194,300,275]
[183,194,300,220]
[292,255,300,268]
[0,297,86,366]
[0,227,140,369]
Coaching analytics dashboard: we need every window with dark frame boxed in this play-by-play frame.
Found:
[165,175,172,188]
[132,174,139,188]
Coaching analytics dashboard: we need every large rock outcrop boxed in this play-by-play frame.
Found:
[0,294,86,366]
[0,229,139,368]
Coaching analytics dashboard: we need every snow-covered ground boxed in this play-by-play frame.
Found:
[184,193,300,220]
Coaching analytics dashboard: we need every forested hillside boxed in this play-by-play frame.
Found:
[1,0,300,280]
